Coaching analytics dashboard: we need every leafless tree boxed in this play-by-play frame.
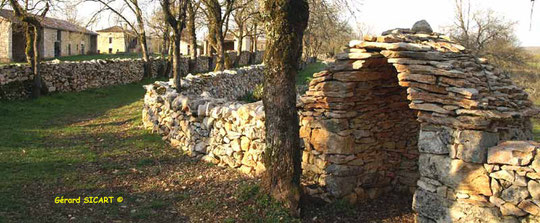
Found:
[161,0,189,92]
[230,0,256,65]
[303,0,353,59]
[444,0,530,68]
[200,0,235,71]
[8,0,51,98]
[186,0,201,60]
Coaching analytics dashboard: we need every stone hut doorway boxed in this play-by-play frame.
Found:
[299,41,421,203]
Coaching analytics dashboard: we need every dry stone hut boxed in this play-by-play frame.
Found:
[299,21,539,222]
[143,21,540,222]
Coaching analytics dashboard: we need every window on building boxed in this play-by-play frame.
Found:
[57,30,61,41]
[109,37,112,44]
[68,44,71,55]
[188,45,190,55]
[109,48,112,54]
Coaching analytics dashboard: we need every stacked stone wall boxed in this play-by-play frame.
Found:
[142,65,266,176]
[0,51,265,100]
[0,59,146,100]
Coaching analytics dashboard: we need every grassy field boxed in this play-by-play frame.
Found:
[0,79,305,222]
[513,48,540,140]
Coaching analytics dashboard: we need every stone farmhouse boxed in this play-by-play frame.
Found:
[0,9,97,63]
[96,26,159,54]
[202,31,266,56]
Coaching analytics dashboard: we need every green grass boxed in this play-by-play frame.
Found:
[235,183,301,223]
[534,118,540,141]
[534,99,540,141]
[0,78,175,221]
[296,62,326,86]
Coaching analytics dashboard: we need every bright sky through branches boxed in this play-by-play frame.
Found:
[77,0,540,46]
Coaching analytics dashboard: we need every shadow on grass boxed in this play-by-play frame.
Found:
[0,78,173,221]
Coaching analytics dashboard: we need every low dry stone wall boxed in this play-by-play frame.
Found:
[143,23,539,222]
[0,59,145,100]
[142,65,266,176]
[0,51,265,100]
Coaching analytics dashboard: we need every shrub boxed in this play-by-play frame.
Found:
[238,84,264,103]
[252,84,264,101]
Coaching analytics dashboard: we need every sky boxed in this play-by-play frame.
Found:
[353,0,540,46]
[75,0,540,46]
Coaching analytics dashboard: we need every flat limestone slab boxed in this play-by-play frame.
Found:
[487,141,539,166]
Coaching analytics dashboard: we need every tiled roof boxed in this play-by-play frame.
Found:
[96,26,138,37]
[0,9,97,35]
[96,26,125,33]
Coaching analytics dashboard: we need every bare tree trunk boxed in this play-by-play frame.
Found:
[133,1,153,78]
[253,23,258,52]
[30,26,42,98]
[172,33,182,92]
[10,0,48,99]
[187,0,197,60]
[165,37,173,77]
[23,25,38,98]
[214,32,225,71]
[139,33,153,78]
[262,0,309,216]
[162,0,188,91]
[234,27,244,67]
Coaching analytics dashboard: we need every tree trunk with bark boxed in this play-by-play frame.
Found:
[234,26,244,67]
[132,0,153,78]
[162,0,188,92]
[253,23,258,52]
[138,32,153,78]
[31,25,43,98]
[209,22,226,71]
[187,1,198,60]
[171,33,182,91]
[10,0,48,99]
[261,0,309,216]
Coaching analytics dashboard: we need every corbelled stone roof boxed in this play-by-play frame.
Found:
[301,27,539,131]
[0,9,97,35]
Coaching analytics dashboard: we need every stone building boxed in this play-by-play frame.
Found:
[202,31,266,56]
[96,26,159,54]
[0,9,98,63]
